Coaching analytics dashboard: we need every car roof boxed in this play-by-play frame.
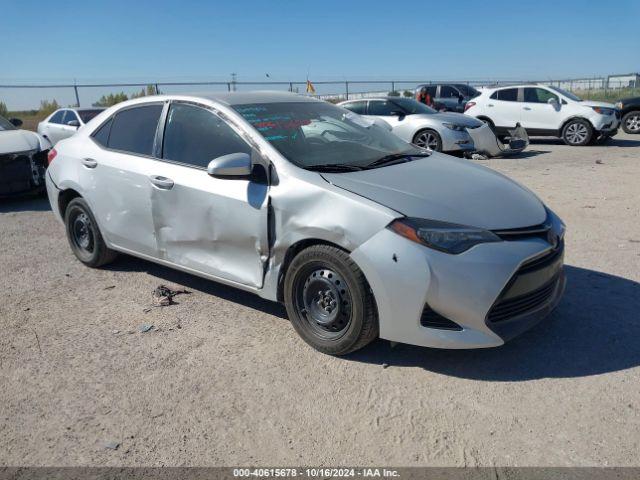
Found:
[182,90,320,106]
[340,96,414,103]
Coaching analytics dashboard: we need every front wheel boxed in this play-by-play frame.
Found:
[412,129,442,152]
[284,245,378,355]
[64,197,117,267]
[622,111,640,134]
[562,119,593,146]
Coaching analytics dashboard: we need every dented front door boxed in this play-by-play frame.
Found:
[147,160,269,288]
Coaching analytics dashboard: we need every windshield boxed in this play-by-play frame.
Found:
[78,109,104,123]
[455,84,480,98]
[390,98,437,114]
[549,86,582,102]
[0,115,16,131]
[233,101,424,169]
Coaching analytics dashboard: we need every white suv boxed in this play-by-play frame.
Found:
[464,85,620,146]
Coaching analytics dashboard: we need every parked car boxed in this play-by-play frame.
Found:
[615,96,640,134]
[339,97,480,153]
[0,115,50,197]
[37,107,104,145]
[414,83,480,112]
[46,92,565,355]
[465,85,620,146]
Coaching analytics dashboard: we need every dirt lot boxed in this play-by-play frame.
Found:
[1,133,639,467]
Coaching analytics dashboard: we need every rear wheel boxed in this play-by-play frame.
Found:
[622,111,640,134]
[284,245,378,355]
[562,118,593,146]
[64,197,117,267]
[412,129,442,152]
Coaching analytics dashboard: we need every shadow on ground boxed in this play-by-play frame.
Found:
[0,195,50,213]
[108,253,640,380]
[529,137,640,147]
[106,254,288,320]
[510,149,551,159]
[347,265,640,380]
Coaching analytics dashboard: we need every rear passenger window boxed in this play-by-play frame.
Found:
[491,88,518,102]
[92,118,112,147]
[162,103,250,168]
[62,110,79,124]
[342,101,367,115]
[49,111,65,124]
[107,104,163,156]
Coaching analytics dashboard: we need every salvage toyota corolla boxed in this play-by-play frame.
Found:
[45,92,566,355]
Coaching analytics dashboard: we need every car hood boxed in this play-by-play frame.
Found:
[321,153,546,230]
[410,112,484,127]
[0,130,48,154]
[582,100,617,109]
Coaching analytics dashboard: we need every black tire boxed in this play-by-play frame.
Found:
[621,111,640,134]
[412,129,442,152]
[64,197,117,267]
[284,245,378,355]
[561,118,593,146]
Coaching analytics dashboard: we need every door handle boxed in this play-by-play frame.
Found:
[149,175,174,190]
[487,104,494,107]
[523,107,532,111]
[81,158,98,168]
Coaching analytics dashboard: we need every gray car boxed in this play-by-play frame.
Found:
[339,97,481,153]
[37,107,105,145]
[45,92,565,355]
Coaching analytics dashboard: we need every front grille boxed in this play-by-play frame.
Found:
[493,220,552,241]
[420,304,462,330]
[488,275,559,323]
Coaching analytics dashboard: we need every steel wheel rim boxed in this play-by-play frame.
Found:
[415,132,439,150]
[626,114,640,132]
[71,212,95,253]
[295,267,352,339]
[566,123,588,144]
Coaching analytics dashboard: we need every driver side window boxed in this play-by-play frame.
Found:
[368,100,397,116]
[524,88,559,104]
[162,103,251,168]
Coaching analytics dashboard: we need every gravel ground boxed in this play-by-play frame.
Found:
[1,133,639,467]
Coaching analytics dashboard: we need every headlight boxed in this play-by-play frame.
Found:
[442,122,466,131]
[591,106,614,115]
[615,102,624,109]
[388,218,501,254]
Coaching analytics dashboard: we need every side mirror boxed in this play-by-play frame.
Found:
[547,97,559,108]
[207,152,252,177]
[9,118,23,127]
[67,120,80,128]
[389,110,405,118]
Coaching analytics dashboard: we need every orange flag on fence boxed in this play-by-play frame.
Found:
[306,79,316,93]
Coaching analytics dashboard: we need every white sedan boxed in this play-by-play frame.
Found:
[37,107,104,145]
[338,96,527,158]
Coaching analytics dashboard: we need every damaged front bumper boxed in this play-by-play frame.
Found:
[351,226,564,349]
[0,148,48,197]
[466,123,529,159]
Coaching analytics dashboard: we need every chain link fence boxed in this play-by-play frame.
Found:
[1,74,638,128]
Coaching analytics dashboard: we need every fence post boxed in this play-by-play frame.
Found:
[345,81,349,100]
[155,83,160,95]
[73,84,80,107]
[391,81,395,93]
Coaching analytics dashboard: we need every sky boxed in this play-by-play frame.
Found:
[2,0,639,109]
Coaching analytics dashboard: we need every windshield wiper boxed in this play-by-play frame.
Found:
[305,163,364,172]
[364,152,430,169]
